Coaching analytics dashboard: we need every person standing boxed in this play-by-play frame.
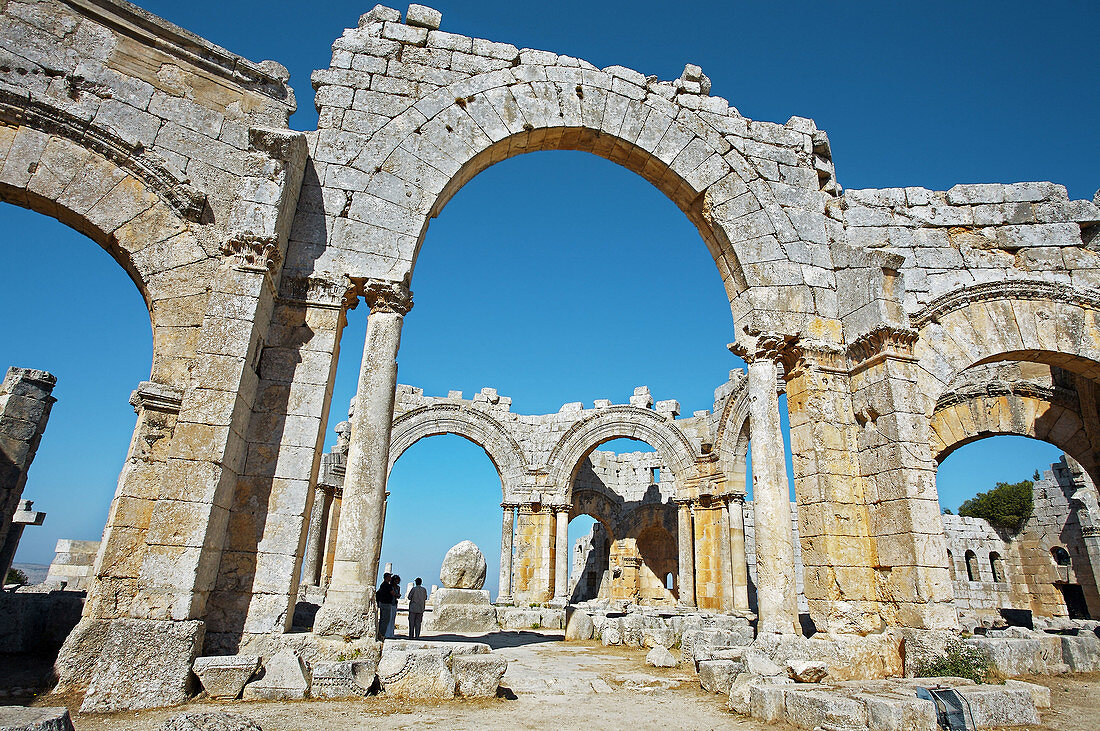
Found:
[386,574,401,638]
[376,572,394,640]
[407,577,428,638]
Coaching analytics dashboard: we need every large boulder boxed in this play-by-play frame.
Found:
[439,541,487,589]
[564,610,594,640]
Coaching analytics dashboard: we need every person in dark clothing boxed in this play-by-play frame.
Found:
[376,572,394,640]
[387,574,402,638]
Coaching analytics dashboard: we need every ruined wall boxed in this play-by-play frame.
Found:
[0,367,55,580]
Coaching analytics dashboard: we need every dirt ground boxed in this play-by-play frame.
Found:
[16,635,1100,731]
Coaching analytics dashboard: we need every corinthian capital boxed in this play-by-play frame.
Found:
[362,279,413,315]
[728,331,798,366]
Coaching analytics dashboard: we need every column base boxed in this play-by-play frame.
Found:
[313,592,378,639]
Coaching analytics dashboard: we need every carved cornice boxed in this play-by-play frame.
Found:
[129,380,183,414]
[935,380,1078,414]
[221,232,280,273]
[279,274,356,310]
[1082,525,1100,538]
[847,325,919,370]
[0,87,207,222]
[912,280,1100,329]
[360,279,413,315]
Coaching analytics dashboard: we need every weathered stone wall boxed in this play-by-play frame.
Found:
[0,367,55,581]
[44,539,101,592]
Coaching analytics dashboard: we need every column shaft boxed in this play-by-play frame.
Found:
[716,500,735,611]
[747,357,800,634]
[677,501,696,607]
[554,509,569,600]
[727,497,750,610]
[301,488,330,587]
[499,505,515,603]
[315,283,410,637]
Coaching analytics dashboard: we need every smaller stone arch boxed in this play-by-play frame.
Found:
[715,387,750,494]
[388,403,527,497]
[964,550,979,582]
[545,406,697,499]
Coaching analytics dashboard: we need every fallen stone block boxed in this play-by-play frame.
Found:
[159,712,263,730]
[748,682,788,723]
[861,692,937,731]
[698,658,743,695]
[242,649,311,700]
[645,645,678,668]
[743,649,783,677]
[377,648,455,699]
[965,638,1050,676]
[499,608,542,630]
[429,603,498,633]
[310,660,376,699]
[453,654,507,697]
[1060,634,1100,671]
[787,660,828,683]
[539,608,564,630]
[80,618,204,713]
[782,688,869,730]
[1004,679,1051,709]
[564,610,594,640]
[192,655,260,700]
[953,685,1039,728]
[0,706,74,731]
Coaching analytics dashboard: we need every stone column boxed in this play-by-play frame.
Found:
[498,503,515,604]
[314,280,412,638]
[322,487,342,586]
[726,495,750,610]
[301,487,332,587]
[731,335,800,635]
[676,499,696,607]
[716,496,735,611]
[553,505,570,601]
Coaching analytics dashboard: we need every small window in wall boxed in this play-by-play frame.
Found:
[651,467,660,484]
[946,550,956,580]
[989,552,1004,583]
[964,550,979,582]
[1051,546,1072,566]
[665,572,674,590]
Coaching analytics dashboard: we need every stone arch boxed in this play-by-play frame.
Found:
[0,122,215,385]
[914,285,1100,409]
[715,386,750,493]
[388,403,527,496]
[313,55,824,314]
[546,406,697,498]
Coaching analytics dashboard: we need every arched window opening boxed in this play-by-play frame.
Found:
[1051,546,1072,567]
[665,572,675,590]
[964,550,979,582]
[567,514,610,603]
[947,550,956,581]
[989,552,1004,582]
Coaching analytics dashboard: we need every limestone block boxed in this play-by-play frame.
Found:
[80,619,204,713]
[439,541,487,589]
[192,655,260,700]
[743,649,783,677]
[377,648,455,699]
[159,712,262,731]
[698,659,743,694]
[429,604,498,633]
[1060,634,1100,671]
[952,686,1039,728]
[1004,679,1051,709]
[498,608,542,630]
[645,645,678,667]
[964,638,1049,676]
[898,629,955,677]
[310,660,376,699]
[453,654,507,697]
[433,588,491,606]
[0,706,74,731]
[601,620,622,646]
[782,688,869,730]
[242,649,311,700]
[539,608,563,630]
[564,610,594,640]
[405,4,442,29]
[862,693,937,731]
[748,681,789,722]
[787,660,828,683]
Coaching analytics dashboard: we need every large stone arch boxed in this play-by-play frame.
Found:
[0,122,216,386]
[913,283,1100,411]
[388,402,527,496]
[546,406,696,499]
[715,386,750,493]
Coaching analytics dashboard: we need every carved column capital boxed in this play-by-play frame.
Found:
[728,331,798,366]
[358,278,413,315]
[221,232,280,273]
[129,380,183,415]
[279,273,359,311]
[846,325,919,370]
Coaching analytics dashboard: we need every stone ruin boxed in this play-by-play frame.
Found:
[0,0,1098,724]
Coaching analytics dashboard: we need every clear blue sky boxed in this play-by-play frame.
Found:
[4,2,1092,596]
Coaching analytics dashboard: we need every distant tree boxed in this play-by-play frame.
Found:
[942,508,953,515]
[958,479,1034,535]
[5,568,28,585]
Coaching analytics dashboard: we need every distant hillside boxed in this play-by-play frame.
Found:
[11,563,50,585]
